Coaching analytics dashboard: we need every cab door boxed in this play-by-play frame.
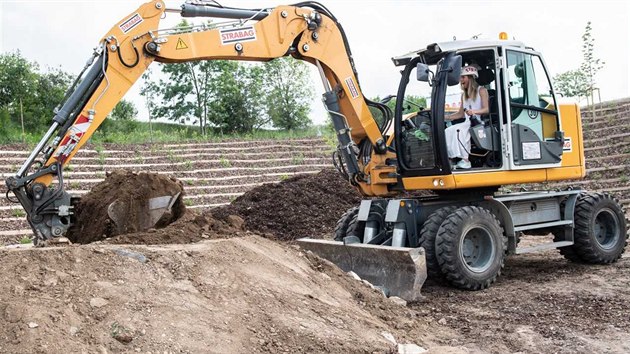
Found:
[504,50,564,169]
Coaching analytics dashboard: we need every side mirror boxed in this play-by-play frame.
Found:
[446,55,462,86]
[416,63,430,82]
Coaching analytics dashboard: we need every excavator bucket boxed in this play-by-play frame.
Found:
[107,192,182,235]
[297,238,427,302]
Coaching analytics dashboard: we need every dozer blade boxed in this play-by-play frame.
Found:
[107,192,181,234]
[297,238,427,302]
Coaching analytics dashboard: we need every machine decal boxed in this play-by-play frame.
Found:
[563,137,572,152]
[522,142,541,160]
[345,77,359,99]
[176,38,189,50]
[220,26,257,45]
[119,13,143,34]
[53,114,91,163]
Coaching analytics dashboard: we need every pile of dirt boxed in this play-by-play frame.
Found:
[68,170,186,244]
[0,236,445,353]
[213,169,363,241]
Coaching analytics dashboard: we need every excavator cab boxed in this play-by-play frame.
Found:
[391,40,565,180]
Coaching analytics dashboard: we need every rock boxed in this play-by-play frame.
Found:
[362,279,375,289]
[389,296,408,307]
[438,317,447,325]
[347,271,361,281]
[398,343,427,354]
[113,333,133,344]
[28,322,39,329]
[113,249,148,263]
[69,326,79,335]
[90,297,109,308]
[226,215,244,229]
[381,331,397,345]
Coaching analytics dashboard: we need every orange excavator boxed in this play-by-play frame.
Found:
[6,1,626,300]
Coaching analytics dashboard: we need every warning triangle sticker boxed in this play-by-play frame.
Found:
[176,38,188,50]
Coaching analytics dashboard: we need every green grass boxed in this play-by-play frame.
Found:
[19,237,32,244]
[620,175,629,183]
[219,157,231,168]
[1,120,326,145]
[291,152,305,165]
[12,208,26,218]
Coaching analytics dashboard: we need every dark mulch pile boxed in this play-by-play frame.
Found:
[213,169,362,241]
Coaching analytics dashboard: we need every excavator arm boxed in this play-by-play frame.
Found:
[5,0,396,242]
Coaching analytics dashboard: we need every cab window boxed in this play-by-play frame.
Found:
[506,51,558,140]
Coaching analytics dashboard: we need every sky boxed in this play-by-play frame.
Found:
[1,0,629,125]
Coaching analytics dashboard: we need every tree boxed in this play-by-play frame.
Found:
[552,21,604,103]
[103,99,139,133]
[553,70,589,100]
[110,99,138,121]
[0,52,72,135]
[264,57,313,130]
[580,21,604,103]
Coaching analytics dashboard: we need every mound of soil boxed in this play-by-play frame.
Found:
[68,170,186,244]
[214,169,362,241]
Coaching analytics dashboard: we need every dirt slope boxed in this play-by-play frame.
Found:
[0,236,461,354]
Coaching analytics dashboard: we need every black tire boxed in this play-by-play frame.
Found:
[419,206,456,280]
[345,215,365,241]
[334,207,359,241]
[567,193,628,264]
[436,206,507,290]
[552,228,583,263]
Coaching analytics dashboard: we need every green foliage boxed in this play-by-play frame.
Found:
[553,70,589,99]
[141,21,313,135]
[100,99,139,136]
[291,152,305,165]
[0,51,72,137]
[219,157,231,168]
[19,237,32,244]
[12,208,26,218]
[207,61,267,134]
[265,58,313,130]
[110,99,138,121]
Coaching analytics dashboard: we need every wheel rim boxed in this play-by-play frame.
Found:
[593,208,621,250]
[459,225,495,273]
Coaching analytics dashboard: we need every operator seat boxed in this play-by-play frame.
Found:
[469,68,501,167]
[476,68,497,121]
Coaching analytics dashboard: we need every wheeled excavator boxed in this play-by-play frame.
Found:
[5,1,627,300]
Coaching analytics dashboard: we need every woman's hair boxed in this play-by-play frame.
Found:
[463,76,479,102]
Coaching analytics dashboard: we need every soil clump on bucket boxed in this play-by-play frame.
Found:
[68,170,186,244]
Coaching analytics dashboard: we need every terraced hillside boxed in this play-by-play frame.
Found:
[1,98,628,244]
[531,98,630,208]
[0,138,333,244]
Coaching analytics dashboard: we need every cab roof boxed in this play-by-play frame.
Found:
[392,39,531,67]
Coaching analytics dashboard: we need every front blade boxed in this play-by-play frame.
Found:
[297,238,426,302]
